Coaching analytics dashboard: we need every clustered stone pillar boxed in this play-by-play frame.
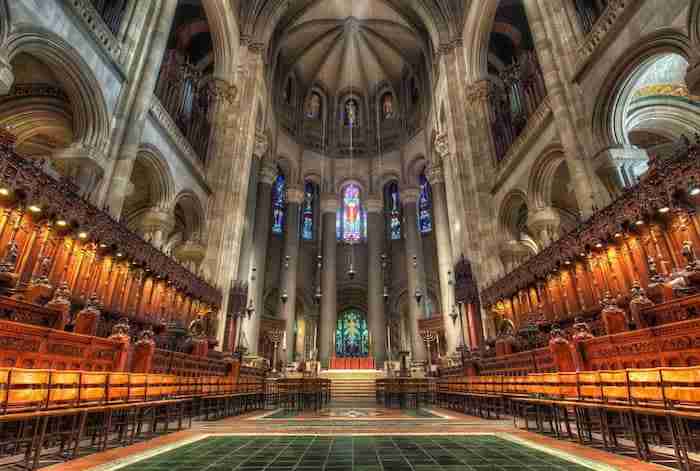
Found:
[400,186,426,362]
[246,160,277,355]
[366,197,387,366]
[280,185,303,362]
[104,0,178,217]
[426,162,458,355]
[318,194,338,366]
[524,0,599,216]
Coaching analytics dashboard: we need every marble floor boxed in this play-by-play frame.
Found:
[44,405,668,471]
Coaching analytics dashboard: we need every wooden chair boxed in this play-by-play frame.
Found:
[661,366,700,469]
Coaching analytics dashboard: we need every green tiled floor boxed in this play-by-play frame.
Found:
[120,435,595,471]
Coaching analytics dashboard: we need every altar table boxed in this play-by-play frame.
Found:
[329,357,375,369]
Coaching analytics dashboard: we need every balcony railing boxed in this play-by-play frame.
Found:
[155,50,212,166]
[90,0,128,36]
[573,0,610,36]
[489,51,547,164]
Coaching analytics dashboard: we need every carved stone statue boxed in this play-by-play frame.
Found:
[305,93,320,119]
[629,281,654,328]
[382,93,394,119]
[600,291,628,335]
[345,99,357,126]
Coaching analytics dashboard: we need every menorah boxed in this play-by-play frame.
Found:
[267,328,284,375]
[420,329,437,375]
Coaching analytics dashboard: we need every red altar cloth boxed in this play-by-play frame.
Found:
[329,357,375,369]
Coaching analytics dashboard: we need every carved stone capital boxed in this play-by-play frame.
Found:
[253,131,269,159]
[287,185,305,204]
[432,132,450,161]
[174,240,207,265]
[320,193,339,213]
[138,207,175,234]
[259,160,278,185]
[400,187,420,204]
[207,78,237,105]
[465,80,491,106]
[425,161,445,186]
[0,50,14,95]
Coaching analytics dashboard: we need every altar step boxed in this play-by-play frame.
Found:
[329,379,377,401]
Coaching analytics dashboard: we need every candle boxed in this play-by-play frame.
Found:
[387,325,391,353]
[282,331,287,350]
[314,325,317,351]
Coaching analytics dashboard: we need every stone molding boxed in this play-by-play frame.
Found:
[0,51,13,95]
[253,131,269,159]
[572,0,641,80]
[149,95,210,193]
[493,97,553,192]
[63,0,126,72]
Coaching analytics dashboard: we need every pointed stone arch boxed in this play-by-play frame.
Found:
[4,27,110,151]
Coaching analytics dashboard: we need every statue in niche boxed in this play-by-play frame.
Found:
[382,93,395,119]
[305,93,321,119]
[345,99,358,126]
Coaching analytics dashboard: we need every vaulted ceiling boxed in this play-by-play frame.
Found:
[274,0,426,95]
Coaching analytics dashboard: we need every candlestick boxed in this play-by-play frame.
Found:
[387,324,391,356]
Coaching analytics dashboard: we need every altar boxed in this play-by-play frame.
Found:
[330,357,375,369]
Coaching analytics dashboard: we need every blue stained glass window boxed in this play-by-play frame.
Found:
[386,181,401,240]
[335,309,369,357]
[271,172,286,235]
[337,183,365,242]
[418,172,432,233]
[301,181,315,240]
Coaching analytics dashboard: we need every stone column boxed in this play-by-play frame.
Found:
[103,0,177,216]
[318,194,338,366]
[400,187,427,362]
[53,143,106,204]
[524,0,598,216]
[136,207,174,249]
[366,197,387,366]
[527,207,561,249]
[245,159,277,355]
[425,161,458,355]
[280,185,303,362]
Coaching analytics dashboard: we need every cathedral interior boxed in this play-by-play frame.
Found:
[1,0,700,469]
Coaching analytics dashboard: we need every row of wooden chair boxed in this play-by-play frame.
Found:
[0,367,266,470]
[436,367,700,470]
[272,378,331,411]
[0,368,263,413]
[376,378,435,409]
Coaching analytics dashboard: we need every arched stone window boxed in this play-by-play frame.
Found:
[301,180,316,241]
[384,181,401,240]
[271,169,286,235]
[418,171,433,234]
[337,183,366,242]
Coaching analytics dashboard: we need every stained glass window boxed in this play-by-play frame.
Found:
[385,181,401,240]
[301,181,315,240]
[271,171,286,235]
[335,309,369,357]
[337,183,365,242]
[418,172,432,233]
